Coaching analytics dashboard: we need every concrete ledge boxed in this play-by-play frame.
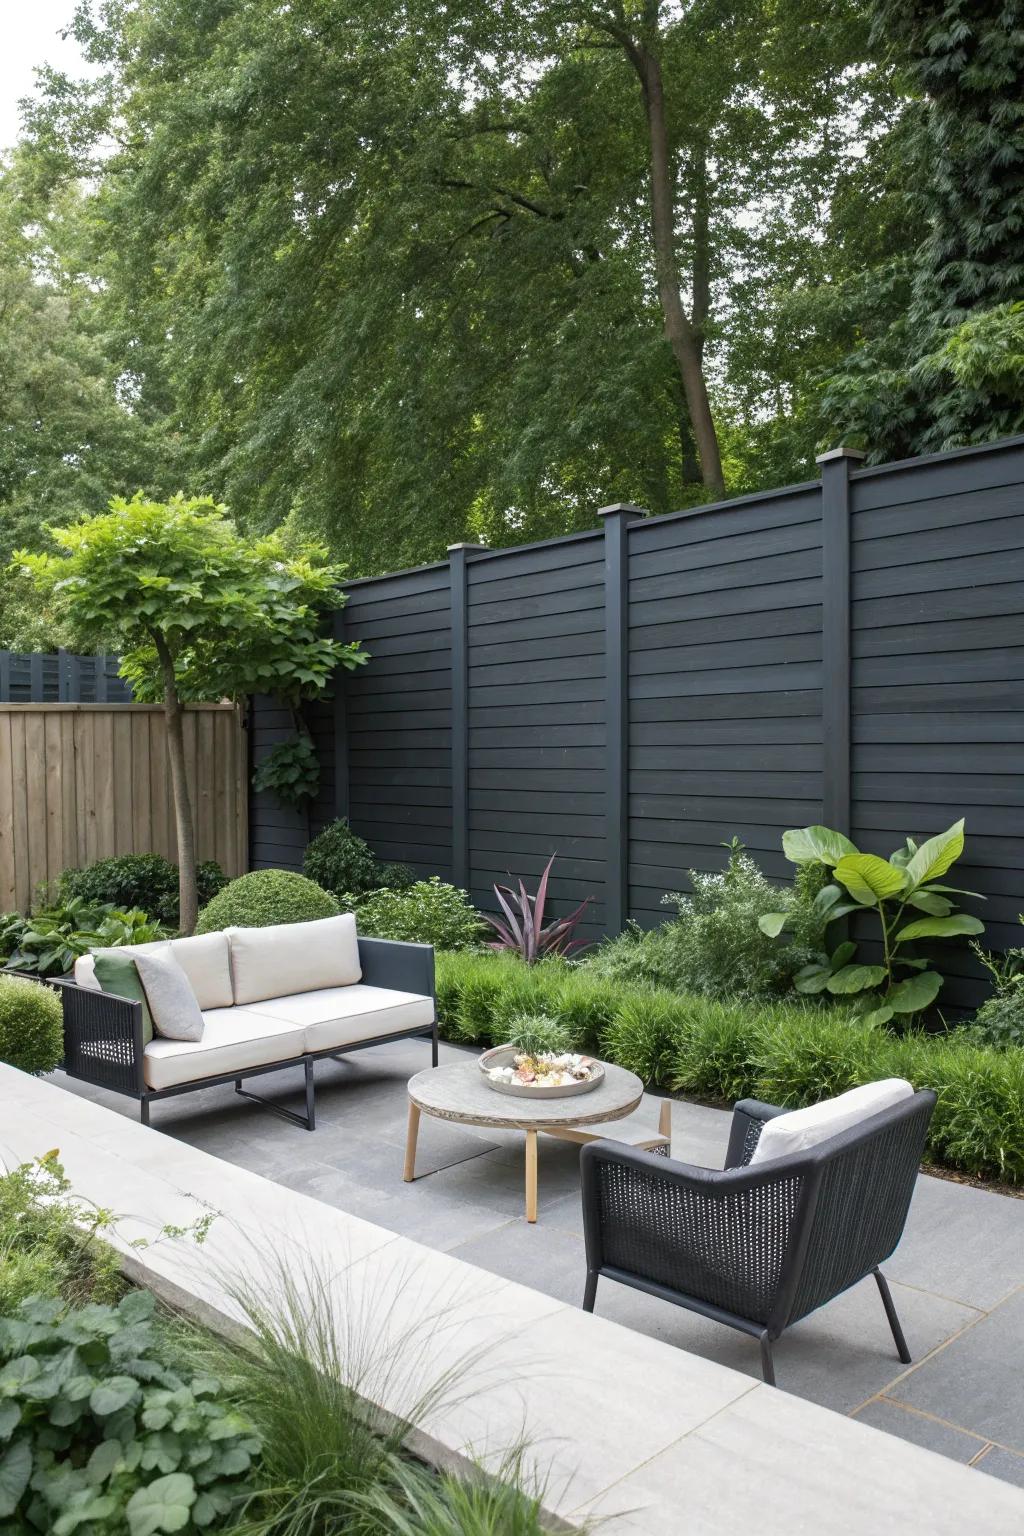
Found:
[2,1066,1023,1535]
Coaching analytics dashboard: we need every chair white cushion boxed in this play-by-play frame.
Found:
[228,915,361,1005]
[75,932,233,1012]
[143,1008,306,1091]
[749,1078,914,1166]
[245,984,433,1053]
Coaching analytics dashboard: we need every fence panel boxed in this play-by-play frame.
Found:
[0,704,248,912]
[245,434,1024,1006]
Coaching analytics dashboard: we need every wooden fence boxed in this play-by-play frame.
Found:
[0,704,248,912]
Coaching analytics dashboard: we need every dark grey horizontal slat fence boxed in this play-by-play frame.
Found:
[250,434,1024,1003]
[0,651,132,704]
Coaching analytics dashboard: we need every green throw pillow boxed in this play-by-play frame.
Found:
[92,950,154,1046]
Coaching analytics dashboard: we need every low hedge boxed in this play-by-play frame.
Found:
[435,951,1024,1185]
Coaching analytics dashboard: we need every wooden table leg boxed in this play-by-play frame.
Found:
[525,1129,538,1223]
[403,1101,421,1182]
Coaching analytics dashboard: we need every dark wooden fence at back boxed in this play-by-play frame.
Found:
[0,651,132,704]
[249,434,1024,1008]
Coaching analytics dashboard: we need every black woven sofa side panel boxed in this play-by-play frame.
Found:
[52,979,144,1096]
[592,1157,806,1325]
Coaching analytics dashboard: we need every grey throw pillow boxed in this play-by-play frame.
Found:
[132,946,205,1042]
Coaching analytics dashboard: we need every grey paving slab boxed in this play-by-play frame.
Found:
[886,1171,1024,1311]
[891,1288,1024,1450]
[977,1448,1024,1489]
[851,1398,985,1463]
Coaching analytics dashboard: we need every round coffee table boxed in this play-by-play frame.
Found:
[404,1059,644,1223]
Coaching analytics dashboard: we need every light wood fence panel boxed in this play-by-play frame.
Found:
[0,704,248,912]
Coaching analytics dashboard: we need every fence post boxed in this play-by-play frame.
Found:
[817,446,865,835]
[332,607,350,822]
[448,543,487,891]
[598,504,645,935]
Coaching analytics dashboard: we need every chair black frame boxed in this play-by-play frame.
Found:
[580,1090,936,1385]
[50,936,437,1132]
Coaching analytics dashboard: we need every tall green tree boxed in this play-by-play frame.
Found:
[818,0,1024,458]
[22,0,896,567]
[16,497,363,933]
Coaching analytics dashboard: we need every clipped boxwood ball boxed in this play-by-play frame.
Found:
[195,869,340,933]
[0,975,64,1075]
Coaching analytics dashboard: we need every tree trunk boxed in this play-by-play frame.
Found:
[154,634,198,935]
[635,46,725,498]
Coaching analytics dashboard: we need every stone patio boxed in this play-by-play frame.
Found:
[54,1037,1024,1490]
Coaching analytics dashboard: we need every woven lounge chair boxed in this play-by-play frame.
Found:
[580,1088,936,1384]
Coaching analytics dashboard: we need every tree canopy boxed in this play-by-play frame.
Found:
[1,0,1020,612]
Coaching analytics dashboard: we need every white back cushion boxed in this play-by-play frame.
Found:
[229,914,361,1005]
[749,1078,914,1167]
[76,932,232,1011]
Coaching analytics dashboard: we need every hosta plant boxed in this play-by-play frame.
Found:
[759,821,984,1026]
[482,854,591,963]
[0,1288,258,1534]
[1,902,170,979]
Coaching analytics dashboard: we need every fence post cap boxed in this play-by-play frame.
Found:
[597,503,647,519]
[816,446,867,465]
[446,542,488,553]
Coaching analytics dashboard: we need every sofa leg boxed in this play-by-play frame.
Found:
[583,1271,598,1313]
[431,1024,439,1068]
[140,1098,150,1128]
[758,1330,776,1387]
[874,1268,912,1364]
[304,1058,316,1132]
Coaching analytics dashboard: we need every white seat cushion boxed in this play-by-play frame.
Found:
[749,1078,914,1166]
[228,915,361,1004]
[245,984,433,1053]
[142,1008,305,1091]
[76,932,233,1011]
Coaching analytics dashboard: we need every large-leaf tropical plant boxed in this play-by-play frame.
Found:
[759,821,984,1026]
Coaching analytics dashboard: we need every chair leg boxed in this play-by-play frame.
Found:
[583,1271,598,1313]
[304,1057,316,1132]
[758,1330,776,1387]
[874,1267,911,1364]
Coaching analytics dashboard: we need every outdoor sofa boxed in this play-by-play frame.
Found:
[53,914,437,1130]
[582,1080,936,1384]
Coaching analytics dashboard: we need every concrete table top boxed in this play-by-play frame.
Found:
[407,1058,644,1129]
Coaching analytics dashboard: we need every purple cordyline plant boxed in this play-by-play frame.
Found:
[482,853,592,962]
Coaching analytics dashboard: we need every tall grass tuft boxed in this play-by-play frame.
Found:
[750,1006,878,1106]
[601,989,685,1084]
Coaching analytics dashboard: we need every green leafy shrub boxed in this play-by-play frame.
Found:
[1,901,170,978]
[761,821,984,1025]
[435,950,1024,1183]
[500,1012,575,1055]
[354,878,484,950]
[583,842,830,1001]
[195,869,340,932]
[0,975,64,1075]
[303,820,411,901]
[0,1288,258,1533]
[58,854,226,928]
[967,924,1024,1050]
[252,734,321,808]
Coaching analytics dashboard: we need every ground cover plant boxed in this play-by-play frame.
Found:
[196,870,340,933]
[0,900,169,978]
[58,854,226,929]
[759,821,984,1026]
[0,976,64,1076]
[435,950,1024,1184]
[968,919,1024,1052]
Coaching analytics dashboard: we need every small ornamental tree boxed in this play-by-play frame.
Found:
[16,495,366,933]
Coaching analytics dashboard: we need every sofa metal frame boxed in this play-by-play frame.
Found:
[51,936,437,1132]
[581,1089,936,1385]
